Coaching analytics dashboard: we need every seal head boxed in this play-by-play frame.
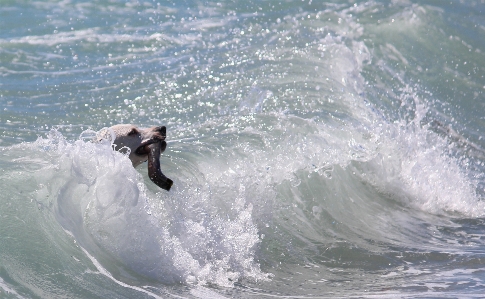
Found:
[104,124,173,191]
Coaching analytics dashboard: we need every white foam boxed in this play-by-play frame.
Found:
[355,89,485,217]
[28,129,268,287]
[190,285,229,299]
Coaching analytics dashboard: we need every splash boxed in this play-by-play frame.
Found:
[350,86,485,217]
[27,129,268,287]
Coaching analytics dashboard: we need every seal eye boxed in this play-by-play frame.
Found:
[128,128,138,136]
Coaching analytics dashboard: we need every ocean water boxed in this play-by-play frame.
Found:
[1,0,485,298]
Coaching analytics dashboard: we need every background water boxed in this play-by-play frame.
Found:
[1,0,485,298]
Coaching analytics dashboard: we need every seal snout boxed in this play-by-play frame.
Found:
[152,126,166,142]
[157,126,166,136]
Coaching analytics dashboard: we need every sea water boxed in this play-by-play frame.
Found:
[1,0,485,298]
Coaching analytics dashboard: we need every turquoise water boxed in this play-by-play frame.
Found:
[1,1,485,298]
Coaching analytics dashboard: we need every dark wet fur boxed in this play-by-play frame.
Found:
[145,141,173,191]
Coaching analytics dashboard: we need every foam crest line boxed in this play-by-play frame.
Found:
[63,229,165,299]
[79,244,210,299]
[0,278,25,299]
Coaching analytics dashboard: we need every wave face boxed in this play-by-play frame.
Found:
[1,0,485,298]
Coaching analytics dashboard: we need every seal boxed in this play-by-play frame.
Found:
[100,124,173,191]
